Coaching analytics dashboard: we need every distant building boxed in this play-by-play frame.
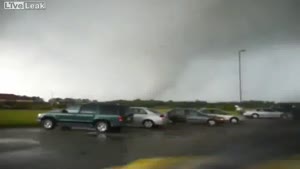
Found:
[0,94,35,103]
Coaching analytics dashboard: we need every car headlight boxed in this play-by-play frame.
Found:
[38,113,43,118]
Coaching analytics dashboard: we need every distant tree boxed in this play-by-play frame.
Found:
[32,97,44,103]
[48,98,63,105]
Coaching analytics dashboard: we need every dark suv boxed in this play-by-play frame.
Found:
[37,103,129,132]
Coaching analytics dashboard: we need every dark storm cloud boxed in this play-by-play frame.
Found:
[0,0,299,101]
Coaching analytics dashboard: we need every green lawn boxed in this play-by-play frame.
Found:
[155,108,172,113]
[0,109,47,127]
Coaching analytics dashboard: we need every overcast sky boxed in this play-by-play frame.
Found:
[0,0,300,102]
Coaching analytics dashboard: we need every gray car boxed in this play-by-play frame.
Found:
[167,108,225,126]
[126,107,168,128]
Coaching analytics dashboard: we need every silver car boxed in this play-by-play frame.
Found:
[126,107,168,128]
[199,108,245,124]
[243,108,284,119]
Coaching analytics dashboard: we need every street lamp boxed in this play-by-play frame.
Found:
[238,49,246,102]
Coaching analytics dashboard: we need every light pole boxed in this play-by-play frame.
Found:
[238,49,246,102]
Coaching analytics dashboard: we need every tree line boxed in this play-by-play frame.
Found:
[1,97,299,111]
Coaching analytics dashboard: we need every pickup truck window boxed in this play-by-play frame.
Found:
[99,106,119,115]
[80,104,97,114]
[66,105,80,114]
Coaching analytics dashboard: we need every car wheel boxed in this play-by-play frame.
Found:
[230,117,239,124]
[42,118,56,130]
[207,119,216,126]
[95,121,109,133]
[252,114,259,119]
[143,120,154,128]
[281,114,290,120]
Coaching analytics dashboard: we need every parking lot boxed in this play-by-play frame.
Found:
[0,119,300,169]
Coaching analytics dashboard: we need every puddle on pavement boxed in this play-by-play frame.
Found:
[0,138,40,145]
[0,138,40,154]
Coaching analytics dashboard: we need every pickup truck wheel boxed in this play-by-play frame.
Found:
[95,121,109,133]
[42,118,56,130]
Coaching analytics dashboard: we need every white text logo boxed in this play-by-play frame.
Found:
[4,1,46,10]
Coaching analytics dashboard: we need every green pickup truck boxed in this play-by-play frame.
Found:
[37,103,129,132]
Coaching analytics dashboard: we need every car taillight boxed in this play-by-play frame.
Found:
[160,115,165,118]
[118,116,124,122]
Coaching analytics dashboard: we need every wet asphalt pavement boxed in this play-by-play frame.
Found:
[0,119,300,169]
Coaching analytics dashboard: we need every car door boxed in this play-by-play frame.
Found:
[175,109,186,122]
[168,109,185,122]
[259,109,273,118]
[186,110,207,124]
[186,110,197,123]
[256,109,266,117]
[272,111,283,118]
[196,112,210,124]
[263,109,282,118]
[55,106,79,123]
[123,108,134,125]
[201,109,213,116]
[131,108,147,126]
[125,108,136,126]
[76,104,97,123]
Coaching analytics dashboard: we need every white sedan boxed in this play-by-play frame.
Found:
[243,108,284,119]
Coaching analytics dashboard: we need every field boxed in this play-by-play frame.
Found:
[0,109,46,127]
[156,108,172,113]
